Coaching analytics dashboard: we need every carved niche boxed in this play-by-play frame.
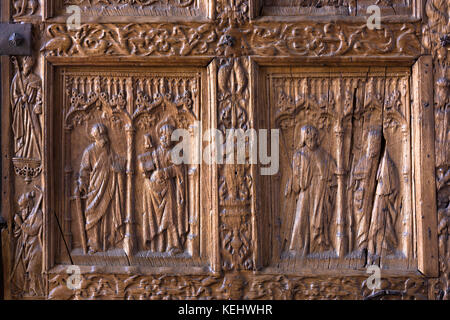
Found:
[51,67,207,269]
[261,0,413,17]
[259,67,414,270]
[57,0,204,17]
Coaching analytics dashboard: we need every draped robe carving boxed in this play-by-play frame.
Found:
[289,125,337,256]
[78,124,125,253]
[139,124,187,254]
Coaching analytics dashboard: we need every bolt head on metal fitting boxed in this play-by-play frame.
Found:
[9,32,24,47]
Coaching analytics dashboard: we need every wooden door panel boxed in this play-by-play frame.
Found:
[52,67,208,270]
[260,67,415,271]
[1,0,448,300]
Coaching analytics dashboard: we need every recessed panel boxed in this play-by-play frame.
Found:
[260,67,415,271]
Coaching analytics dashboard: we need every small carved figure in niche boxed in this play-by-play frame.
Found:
[10,56,42,160]
[288,124,337,256]
[138,122,187,255]
[349,127,382,253]
[13,0,38,17]
[77,123,125,254]
[367,149,399,263]
[11,188,44,297]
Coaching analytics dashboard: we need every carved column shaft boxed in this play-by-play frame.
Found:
[334,123,348,257]
[124,124,135,256]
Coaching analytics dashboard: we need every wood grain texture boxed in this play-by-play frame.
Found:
[1,0,448,300]
[412,56,439,277]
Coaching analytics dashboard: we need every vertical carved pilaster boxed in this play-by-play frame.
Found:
[216,56,254,271]
[7,54,45,299]
[425,0,450,299]
[213,0,254,276]
[330,79,353,257]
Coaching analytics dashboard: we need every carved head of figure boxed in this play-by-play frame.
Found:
[301,125,319,151]
[367,127,382,159]
[22,56,34,76]
[17,191,35,219]
[90,123,109,148]
[159,123,174,149]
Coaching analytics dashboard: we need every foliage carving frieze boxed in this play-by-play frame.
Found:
[47,271,427,300]
[41,22,422,58]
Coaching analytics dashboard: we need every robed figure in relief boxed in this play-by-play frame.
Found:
[139,123,187,255]
[289,124,337,256]
[10,56,42,160]
[77,123,125,254]
[368,150,399,262]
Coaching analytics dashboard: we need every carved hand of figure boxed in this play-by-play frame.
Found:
[20,95,28,104]
[17,137,24,149]
[77,181,87,196]
[151,169,166,183]
[14,214,23,227]
[33,102,42,114]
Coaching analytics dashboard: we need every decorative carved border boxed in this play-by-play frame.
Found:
[46,268,428,300]
[40,21,423,59]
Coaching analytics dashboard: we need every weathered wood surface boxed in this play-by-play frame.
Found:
[0,0,448,300]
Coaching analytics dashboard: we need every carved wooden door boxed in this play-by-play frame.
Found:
[1,0,448,300]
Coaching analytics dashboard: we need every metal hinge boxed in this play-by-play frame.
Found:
[0,23,32,56]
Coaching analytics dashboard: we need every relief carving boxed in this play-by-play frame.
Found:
[41,22,421,58]
[261,0,412,16]
[425,0,450,300]
[47,271,427,300]
[76,123,126,254]
[287,124,337,256]
[273,71,410,266]
[61,71,199,261]
[62,0,199,16]
[349,127,382,253]
[367,150,399,264]
[4,0,449,301]
[248,23,420,57]
[41,24,217,57]
[13,0,39,18]
[216,57,254,271]
[138,122,187,254]
[11,187,44,297]
[10,56,43,184]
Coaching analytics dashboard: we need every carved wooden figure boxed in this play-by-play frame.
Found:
[11,188,44,297]
[77,123,125,254]
[288,124,337,256]
[138,122,187,254]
